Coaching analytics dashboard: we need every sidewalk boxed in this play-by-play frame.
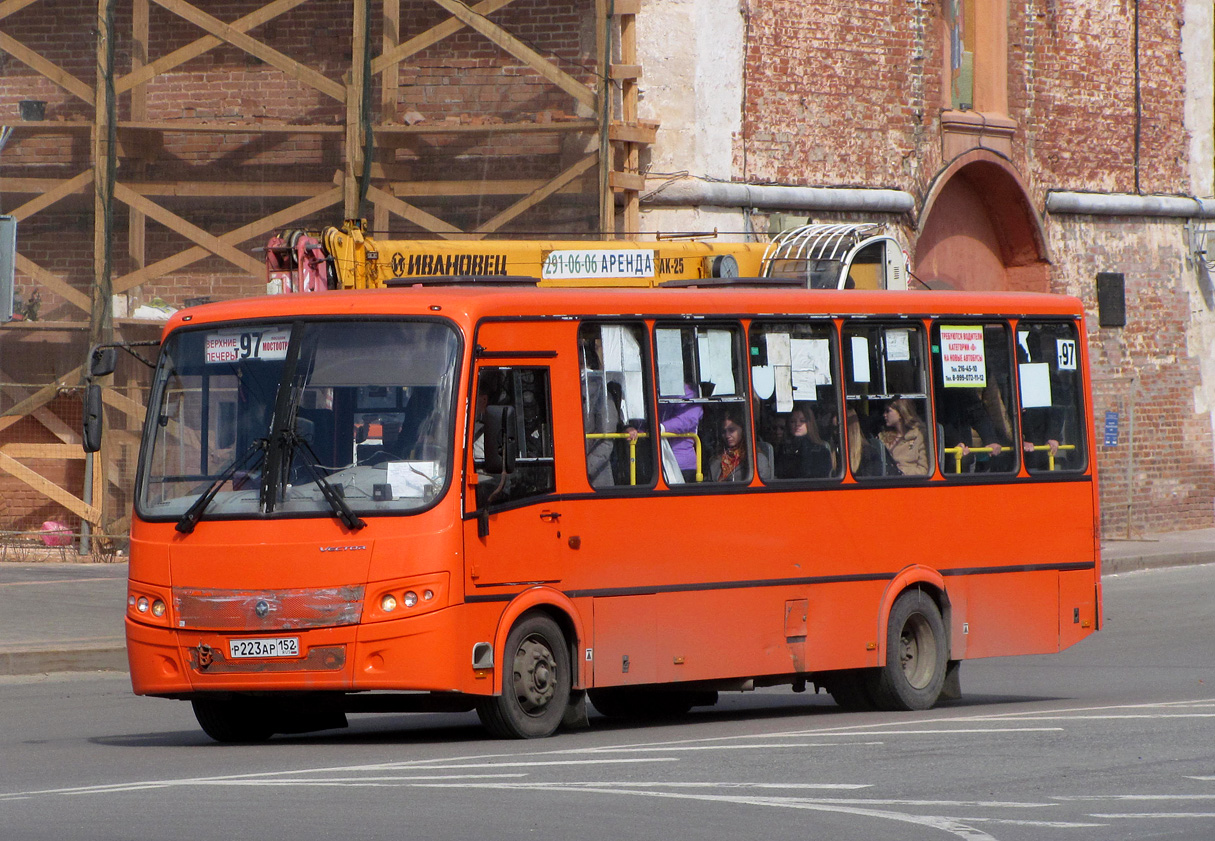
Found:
[2,530,1214,677]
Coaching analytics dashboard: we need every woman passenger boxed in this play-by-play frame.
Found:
[775,403,835,478]
[710,409,770,482]
[878,397,929,476]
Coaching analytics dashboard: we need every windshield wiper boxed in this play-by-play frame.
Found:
[286,433,367,531]
[176,439,267,534]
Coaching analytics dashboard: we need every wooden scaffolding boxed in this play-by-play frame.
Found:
[0,0,654,545]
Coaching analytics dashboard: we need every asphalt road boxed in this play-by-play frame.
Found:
[0,564,1212,841]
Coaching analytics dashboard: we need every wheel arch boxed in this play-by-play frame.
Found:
[876,565,951,664]
[490,586,585,696]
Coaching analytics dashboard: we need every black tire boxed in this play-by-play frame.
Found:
[191,696,274,743]
[867,589,948,711]
[824,669,878,711]
[476,614,571,739]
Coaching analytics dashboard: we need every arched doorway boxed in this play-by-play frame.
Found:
[915,151,1049,292]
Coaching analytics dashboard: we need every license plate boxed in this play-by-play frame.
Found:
[228,637,300,659]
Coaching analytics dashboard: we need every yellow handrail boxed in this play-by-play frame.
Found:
[942,443,1075,473]
[584,431,703,484]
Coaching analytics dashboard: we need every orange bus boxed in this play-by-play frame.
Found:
[100,284,1100,741]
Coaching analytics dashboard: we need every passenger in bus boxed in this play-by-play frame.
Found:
[710,408,771,482]
[582,370,623,488]
[879,398,929,476]
[937,387,1009,473]
[846,407,885,477]
[775,403,835,479]
[628,382,702,483]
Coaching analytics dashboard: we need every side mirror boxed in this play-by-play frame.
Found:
[82,384,103,453]
[482,404,517,474]
[89,346,118,378]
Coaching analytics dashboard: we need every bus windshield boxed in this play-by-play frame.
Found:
[137,318,461,523]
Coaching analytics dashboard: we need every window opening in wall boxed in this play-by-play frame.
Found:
[945,0,975,110]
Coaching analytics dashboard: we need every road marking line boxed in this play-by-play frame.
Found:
[408,783,1003,841]
[1091,812,1215,819]
[1055,794,1215,801]
[570,741,883,752]
[0,578,120,587]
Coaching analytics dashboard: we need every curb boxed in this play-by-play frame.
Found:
[1101,550,1215,576]
[0,642,127,676]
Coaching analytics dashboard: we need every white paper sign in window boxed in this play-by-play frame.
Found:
[790,338,831,397]
[885,329,910,362]
[655,328,686,396]
[1019,363,1052,408]
[850,336,871,383]
[940,326,986,388]
[697,329,736,395]
[205,328,290,364]
[386,461,440,498]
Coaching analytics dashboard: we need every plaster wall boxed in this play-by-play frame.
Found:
[635,0,746,232]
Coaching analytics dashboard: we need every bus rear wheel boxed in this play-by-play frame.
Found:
[867,589,948,711]
[476,614,571,739]
[191,696,274,743]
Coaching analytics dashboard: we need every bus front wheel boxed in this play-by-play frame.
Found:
[867,589,947,711]
[476,613,571,739]
[191,696,274,743]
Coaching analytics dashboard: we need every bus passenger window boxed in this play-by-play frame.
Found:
[749,321,842,482]
[1017,322,1087,473]
[653,322,747,484]
[473,366,555,505]
[932,322,1018,476]
[578,322,654,488]
[842,322,931,478]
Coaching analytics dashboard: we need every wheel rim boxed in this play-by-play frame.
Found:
[898,612,938,690]
[512,634,558,716]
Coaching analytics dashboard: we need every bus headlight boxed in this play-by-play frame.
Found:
[381,594,398,612]
[151,600,167,618]
[137,597,149,614]
[403,591,418,608]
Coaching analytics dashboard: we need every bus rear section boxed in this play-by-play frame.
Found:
[121,288,1100,743]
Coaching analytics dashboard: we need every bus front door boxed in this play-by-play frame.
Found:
[465,359,563,586]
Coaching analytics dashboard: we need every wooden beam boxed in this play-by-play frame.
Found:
[113,184,265,277]
[381,0,400,118]
[611,0,640,13]
[0,444,86,459]
[609,170,646,191]
[101,386,149,426]
[112,187,343,293]
[32,406,82,446]
[118,0,310,94]
[345,0,367,218]
[376,119,597,135]
[14,254,92,313]
[476,153,598,235]
[371,0,518,77]
[609,64,642,81]
[151,0,345,101]
[426,0,596,111]
[0,0,44,22]
[365,185,464,238]
[608,122,658,144]
[0,451,99,524]
[8,171,94,222]
[0,31,94,104]
[387,178,590,197]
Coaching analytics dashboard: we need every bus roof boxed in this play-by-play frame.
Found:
[162,287,1086,337]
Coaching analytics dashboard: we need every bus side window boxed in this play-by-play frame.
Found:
[473,366,556,505]
[932,322,1018,476]
[749,320,842,482]
[842,321,932,478]
[653,322,747,484]
[1017,321,1087,473]
[578,322,654,489]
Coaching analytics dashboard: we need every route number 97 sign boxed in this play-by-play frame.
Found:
[940,326,986,388]
[204,328,291,364]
